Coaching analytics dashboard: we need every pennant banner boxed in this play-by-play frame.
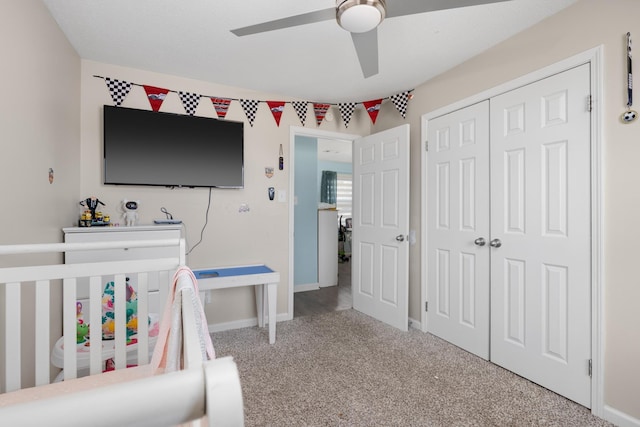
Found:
[292,101,308,126]
[179,91,201,116]
[339,102,356,128]
[105,78,132,106]
[143,85,169,111]
[390,91,410,119]
[313,103,331,127]
[240,99,259,127]
[97,76,412,128]
[267,101,285,126]
[211,97,232,119]
[363,99,383,124]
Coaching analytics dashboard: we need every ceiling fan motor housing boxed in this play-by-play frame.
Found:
[337,0,386,33]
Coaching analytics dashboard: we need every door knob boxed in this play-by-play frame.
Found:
[474,237,486,246]
[395,234,406,242]
[490,238,502,248]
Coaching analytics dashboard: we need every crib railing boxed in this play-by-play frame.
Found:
[0,238,185,393]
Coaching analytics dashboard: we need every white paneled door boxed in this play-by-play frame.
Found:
[490,64,591,407]
[426,64,592,407]
[353,124,410,331]
[427,101,491,359]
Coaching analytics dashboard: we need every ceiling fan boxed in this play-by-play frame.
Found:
[231,0,512,78]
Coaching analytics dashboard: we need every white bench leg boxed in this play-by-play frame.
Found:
[266,283,277,344]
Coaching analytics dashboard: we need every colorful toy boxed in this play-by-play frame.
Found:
[76,323,89,344]
[101,277,144,342]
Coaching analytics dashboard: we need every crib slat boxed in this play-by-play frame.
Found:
[137,272,150,365]
[114,274,127,370]
[89,276,102,376]
[4,282,21,392]
[63,278,77,381]
[35,280,51,386]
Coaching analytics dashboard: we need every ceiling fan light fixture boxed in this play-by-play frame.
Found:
[337,0,386,33]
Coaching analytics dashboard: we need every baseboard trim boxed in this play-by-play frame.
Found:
[409,317,421,330]
[208,313,289,334]
[603,405,640,427]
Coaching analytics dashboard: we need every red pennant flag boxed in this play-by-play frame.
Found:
[267,101,286,126]
[211,97,232,119]
[313,103,331,126]
[363,99,383,124]
[143,85,169,111]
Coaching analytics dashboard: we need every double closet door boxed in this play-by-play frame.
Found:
[427,64,592,407]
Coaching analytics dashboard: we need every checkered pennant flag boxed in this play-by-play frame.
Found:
[179,91,201,116]
[292,101,308,126]
[390,91,410,119]
[339,102,357,128]
[240,99,259,127]
[105,78,132,106]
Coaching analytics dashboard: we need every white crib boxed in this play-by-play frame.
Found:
[0,238,244,426]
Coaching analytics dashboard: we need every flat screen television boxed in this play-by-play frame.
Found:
[103,105,244,188]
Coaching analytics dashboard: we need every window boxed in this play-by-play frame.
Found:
[336,173,352,221]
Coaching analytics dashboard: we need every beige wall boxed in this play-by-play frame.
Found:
[374,0,640,419]
[79,61,369,325]
[0,0,80,246]
[0,0,80,389]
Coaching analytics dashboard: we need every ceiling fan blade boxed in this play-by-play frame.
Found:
[386,0,512,19]
[351,30,379,78]
[231,8,335,36]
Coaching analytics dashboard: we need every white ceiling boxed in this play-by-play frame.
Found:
[42,0,576,103]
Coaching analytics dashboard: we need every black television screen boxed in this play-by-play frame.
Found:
[103,105,244,188]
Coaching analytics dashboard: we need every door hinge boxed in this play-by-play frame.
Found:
[588,359,592,377]
[587,95,593,112]
[425,301,428,312]
[425,140,429,152]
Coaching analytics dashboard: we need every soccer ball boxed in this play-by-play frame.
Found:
[623,110,637,122]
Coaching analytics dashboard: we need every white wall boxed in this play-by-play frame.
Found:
[374,0,640,421]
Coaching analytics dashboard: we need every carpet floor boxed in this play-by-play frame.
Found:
[211,309,611,427]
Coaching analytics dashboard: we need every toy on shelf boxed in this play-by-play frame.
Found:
[122,199,140,227]
[78,196,111,227]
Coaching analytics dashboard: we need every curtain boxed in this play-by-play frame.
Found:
[320,170,337,204]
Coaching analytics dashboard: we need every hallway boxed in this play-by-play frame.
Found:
[294,260,352,317]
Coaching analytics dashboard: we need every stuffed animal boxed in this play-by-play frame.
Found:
[122,199,140,226]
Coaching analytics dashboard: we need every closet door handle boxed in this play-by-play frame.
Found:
[490,238,502,248]
[474,237,486,246]
[395,234,406,242]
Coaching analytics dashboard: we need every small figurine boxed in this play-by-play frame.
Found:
[77,322,89,344]
[79,196,105,221]
[122,199,140,227]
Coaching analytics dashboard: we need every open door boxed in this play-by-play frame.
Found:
[352,124,410,331]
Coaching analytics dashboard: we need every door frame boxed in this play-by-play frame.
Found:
[287,126,361,320]
[420,46,604,416]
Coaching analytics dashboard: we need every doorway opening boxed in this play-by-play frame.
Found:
[288,127,359,319]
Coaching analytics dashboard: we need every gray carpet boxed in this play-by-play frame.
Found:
[211,309,611,427]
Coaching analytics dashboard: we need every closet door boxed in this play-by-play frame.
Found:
[489,64,592,407]
[427,101,490,359]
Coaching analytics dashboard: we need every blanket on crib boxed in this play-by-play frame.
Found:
[151,266,216,372]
